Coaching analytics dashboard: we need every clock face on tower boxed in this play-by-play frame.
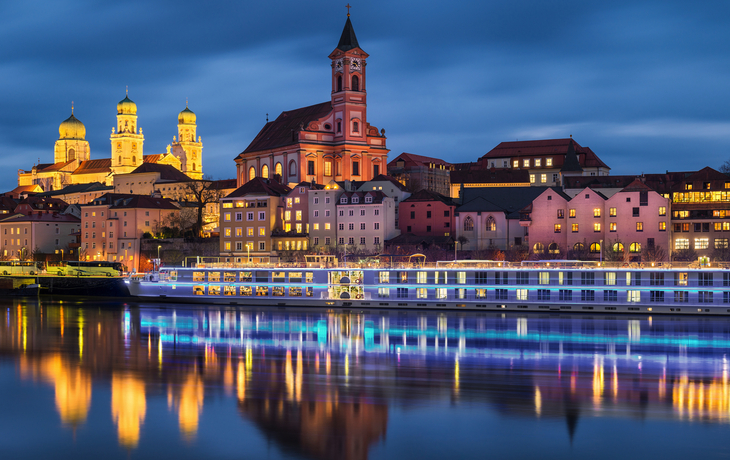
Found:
[350,58,361,71]
[335,59,343,72]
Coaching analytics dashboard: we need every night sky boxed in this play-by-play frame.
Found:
[2,0,729,192]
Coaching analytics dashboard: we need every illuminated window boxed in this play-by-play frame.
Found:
[534,159,541,167]
[417,272,427,284]
[675,238,689,250]
[463,216,474,231]
[275,162,282,177]
[569,209,576,218]
[593,208,601,217]
[605,272,616,285]
[486,216,496,231]
[539,272,550,285]
[530,174,535,184]
[523,159,530,167]
[659,222,666,231]
[513,160,519,168]
[516,289,528,301]
[261,164,269,179]
[715,238,728,249]
[609,222,617,232]
[594,223,601,232]
[324,160,332,176]
[695,238,709,250]
[416,288,427,299]
[259,227,266,236]
[590,242,601,253]
[249,166,256,181]
[627,290,640,303]
[554,224,561,233]
[658,206,666,216]
[546,158,553,167]
[629,242,642,253]
[572,223,579,232]
[636,222,643,232]
[609,207,616,217]
[533,242,544,254]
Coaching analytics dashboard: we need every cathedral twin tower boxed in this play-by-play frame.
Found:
[20,94,203,191]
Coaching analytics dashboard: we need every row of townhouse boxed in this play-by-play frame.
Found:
[218,176,407,261]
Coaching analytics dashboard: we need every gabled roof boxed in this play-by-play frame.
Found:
[225,177,291,198]
[481,138,610,169]
[73,158,111,175]
[670,166,728,191]
[238,102,333,155]
[336,17,361,52]
[401,189,455,206]
[130,163,193,182]
[361,174,409,192]
[620,179,653,193]
[563,172,694,194]
[337,190,388,205]
[89,193,179,210]
[388,152,451,168]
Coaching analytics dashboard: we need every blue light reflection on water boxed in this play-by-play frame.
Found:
[2,299,730,459]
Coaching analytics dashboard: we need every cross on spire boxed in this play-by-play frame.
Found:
[126,86,128,96]
[71,101,74,114]
[346,3,351,16]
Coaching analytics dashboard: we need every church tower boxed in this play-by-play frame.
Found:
[329,12,369,145]
[171,103,203,180]
[54,106,90,164]
[110,91,144,176]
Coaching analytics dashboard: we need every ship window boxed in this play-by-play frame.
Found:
[193,272,205,282]
[289,272,302,283]
[256,286,269,296]
[290,287,302,297]
[240,271,252,282]
[273,286,285,296]
[224,286,236,296]
[208,272,221,282]
[194,285,204,295]
[240,286,253,296]
[306,272,314,283]
[208,285,221,295]
[224,272,236,282]
[272,271,285,282]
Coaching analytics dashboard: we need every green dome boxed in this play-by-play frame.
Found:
[59,113,86,140]
[117,95,137,115]
[178,106,196,125]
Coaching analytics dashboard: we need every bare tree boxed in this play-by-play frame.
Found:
[642,244,667,262]
[180,177,226,236]
[720,159,730,175]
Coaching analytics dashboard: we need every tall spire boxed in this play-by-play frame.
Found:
[336,15,360,52]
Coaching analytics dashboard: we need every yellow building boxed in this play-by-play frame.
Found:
[18,93,202,191]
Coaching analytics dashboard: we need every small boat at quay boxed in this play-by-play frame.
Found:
[127,257,730,315]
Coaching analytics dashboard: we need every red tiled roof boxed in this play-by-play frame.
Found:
[365,174,410,192]
[3,213,80,223]
[481,138,610,169]
[38,161,75,172]
[401,189,455,205]
[144,154,163,163]
[73,159,111,175]
[131,163,192,182]
[450,168,530,184]
[238,102,333,156]
[621,179,653,193]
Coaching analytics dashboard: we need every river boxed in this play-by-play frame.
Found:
[1,298,729,459]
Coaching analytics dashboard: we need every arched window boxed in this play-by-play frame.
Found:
[192,163,196,171]
[630,242,641,253]
[463,216,474,231]
[533,242,544,254]
[548,243,560,254]
[613,242,625,253]
[275,162,282,177]
[590,242,601,253]
[249,166,256,181]
[352,75,359,91]
[573,242,585,251]
[68,148,75,161]
[353,121,359,133]
[337,75,342,92]
[118,156,122,164]
[132,156,136,164]
[486,216,496,232]
[289,160,297,176]
[261,164,269,179]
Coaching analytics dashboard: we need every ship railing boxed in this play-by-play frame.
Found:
[168,260,730,271]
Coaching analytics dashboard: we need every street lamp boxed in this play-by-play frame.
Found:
[55,249,64,261]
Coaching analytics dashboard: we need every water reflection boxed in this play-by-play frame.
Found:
[3,300,730,458]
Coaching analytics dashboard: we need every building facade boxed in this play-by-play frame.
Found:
[335,191,397,253]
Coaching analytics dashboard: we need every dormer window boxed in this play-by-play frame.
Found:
[352,196,359,204]
[365,196,372,203]
[340,197,347,204]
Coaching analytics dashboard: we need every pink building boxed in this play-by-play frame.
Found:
[523,180,670,260]
[399,190,455,237]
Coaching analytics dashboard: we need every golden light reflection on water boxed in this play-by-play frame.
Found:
[172,373,204,441]
[111,373,146,448]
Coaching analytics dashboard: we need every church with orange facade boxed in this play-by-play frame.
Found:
[234,15,389,187]
[17,94,203,192]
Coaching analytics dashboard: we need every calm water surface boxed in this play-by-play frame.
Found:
[1,298,730,459]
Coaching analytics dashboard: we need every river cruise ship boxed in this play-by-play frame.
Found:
[127,257,730,315]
